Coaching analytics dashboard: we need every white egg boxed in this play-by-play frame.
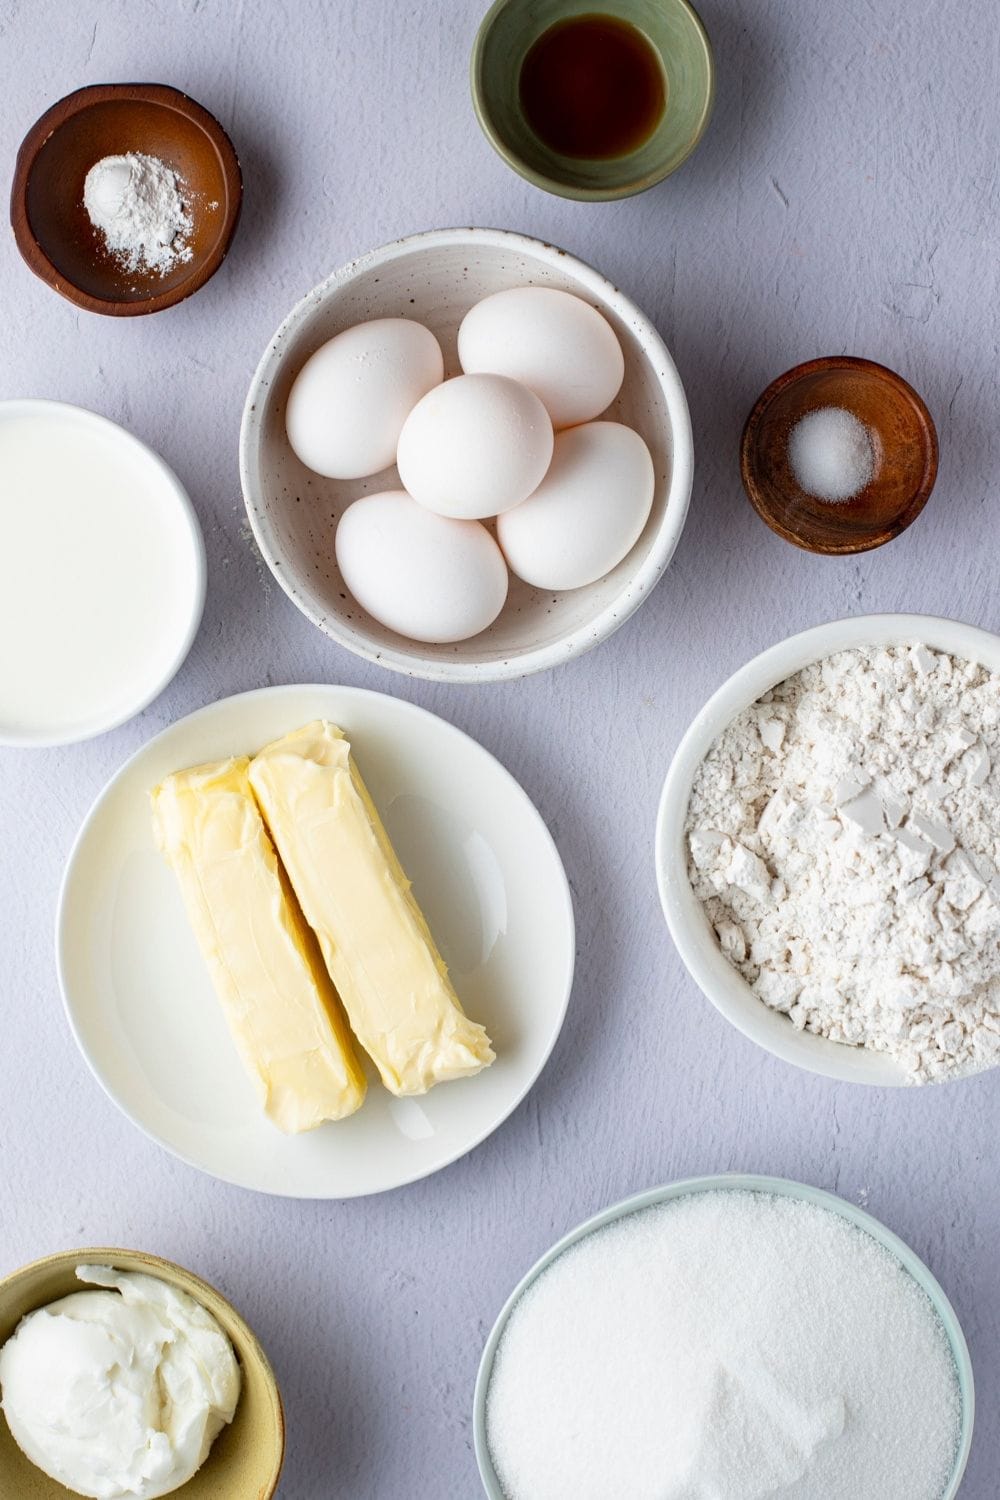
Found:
[396,373,553,520]
[335,490,508,643]
[497,422,654,591]
[457,286,625,430]
[286,318,443,480]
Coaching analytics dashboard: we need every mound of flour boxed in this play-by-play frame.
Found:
[686,642,1000,1080]
[83,153,193,276]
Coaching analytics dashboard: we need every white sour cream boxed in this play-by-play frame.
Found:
[0,1264,241,1499]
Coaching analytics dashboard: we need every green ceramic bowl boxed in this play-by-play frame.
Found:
[474,1175,975,1498]
[471,0,715,200]
[0,1248,285,1500]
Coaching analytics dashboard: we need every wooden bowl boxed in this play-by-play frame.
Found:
[10,84,242,316]
[740,356,938,554]
[0,1248,285,1498]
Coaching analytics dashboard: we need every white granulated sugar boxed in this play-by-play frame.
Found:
[486,1191,960,1500]
[686,642,1000,1081]
[788,406,874,501]
[83,153,193,276]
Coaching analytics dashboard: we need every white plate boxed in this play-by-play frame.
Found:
[0,399,205,747]
[57,685,575,1197]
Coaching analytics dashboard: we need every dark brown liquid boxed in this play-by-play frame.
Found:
[519,13,666,160]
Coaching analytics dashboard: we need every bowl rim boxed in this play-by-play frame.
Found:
[0,397,206,748]
[0,1245,285,1498]
[469,0,716,201]
[739,355,939,556]
[472,1173,975,1500]
[9,82,243,317]
[655,612,1000,1086]
[239,224,694,683]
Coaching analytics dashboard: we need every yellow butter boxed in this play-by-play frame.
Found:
[248,722,495,1096]
[151,756,367,1132]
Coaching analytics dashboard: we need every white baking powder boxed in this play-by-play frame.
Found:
[83,153,193,276]
[686,643,1000,1080]
[486,1191,961,1500]
[788,406,874,501]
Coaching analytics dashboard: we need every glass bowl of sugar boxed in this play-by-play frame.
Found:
[474,1175,973,1500]
[740,356,938,554]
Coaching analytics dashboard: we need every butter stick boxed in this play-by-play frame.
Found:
[151,756,367,1132]
[248,722,495,1096]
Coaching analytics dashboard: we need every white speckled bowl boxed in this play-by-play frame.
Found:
[656,613,1000,1086]
[239,227,692,682]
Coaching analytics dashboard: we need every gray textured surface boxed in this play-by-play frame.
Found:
[0,1,997,1495]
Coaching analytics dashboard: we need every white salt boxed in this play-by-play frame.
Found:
[788,406,874,502]
[486,1191,961,1500]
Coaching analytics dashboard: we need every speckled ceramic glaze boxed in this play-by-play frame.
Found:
[0,1248,284,1499]
[239,227,693,683]
[470,0,715,200]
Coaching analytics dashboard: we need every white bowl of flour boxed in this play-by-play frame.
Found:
[474,1175,973,1500]
[657,614,1000,1086]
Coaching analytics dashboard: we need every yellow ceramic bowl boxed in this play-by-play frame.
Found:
[0,1248,285,1500]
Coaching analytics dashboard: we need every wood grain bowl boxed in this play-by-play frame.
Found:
[10,83,242,316]
[740,356,938,555]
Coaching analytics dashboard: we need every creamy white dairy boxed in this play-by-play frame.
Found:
[0,1265,241,1499]
[0,401,204,744]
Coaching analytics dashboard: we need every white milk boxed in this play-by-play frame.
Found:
[0,402,204,743]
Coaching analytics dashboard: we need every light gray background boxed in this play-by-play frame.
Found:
[1,0,996,1494]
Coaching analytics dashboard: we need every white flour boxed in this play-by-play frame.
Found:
[486,1191,961,1500]
[83,153,193,276]
[686,643,1000,1081]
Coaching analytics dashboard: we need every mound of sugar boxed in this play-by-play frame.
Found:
[788,406,874,502]
[486,1191,961,1500]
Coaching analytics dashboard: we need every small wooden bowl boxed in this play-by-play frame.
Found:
[740,356,938,554]
[10,84,242,316]
[0,1248,285,1498]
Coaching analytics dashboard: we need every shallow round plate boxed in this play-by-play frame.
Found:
[474,1174,974,1500]
[56,685,575,1197]
[0,399,205,747]
[656,612,1000,1085]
